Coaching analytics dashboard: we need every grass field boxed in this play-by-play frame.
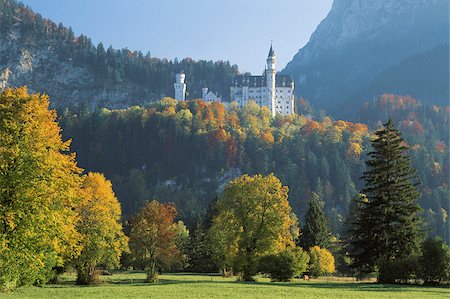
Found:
[4,271,449,299]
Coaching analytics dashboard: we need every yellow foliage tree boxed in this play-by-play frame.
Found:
[0,87,82,290]
[75,172,128,285]
[210,174,296,281]
[309,246,335,277]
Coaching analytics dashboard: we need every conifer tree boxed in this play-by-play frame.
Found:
[348,118,422,273]
[300,192,331,250]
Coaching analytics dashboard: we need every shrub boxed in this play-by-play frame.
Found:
[378,256,419,284]
[419,238,450,284]
[259,247,309,282]
[309,246,335,277]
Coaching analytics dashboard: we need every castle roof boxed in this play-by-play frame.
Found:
[268,44,275,57]
[232,74,293,88]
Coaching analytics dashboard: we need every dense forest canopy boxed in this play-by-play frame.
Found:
[61,94,449,243]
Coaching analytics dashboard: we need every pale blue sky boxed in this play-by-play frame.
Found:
[20,0,333,73]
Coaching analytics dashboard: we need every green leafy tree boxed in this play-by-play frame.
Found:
[0,87,83,291]
[300,192,331,250]
[348,118,422,279]
[209,174,296,281]
[75,172,129,285]
[258,247,310,282]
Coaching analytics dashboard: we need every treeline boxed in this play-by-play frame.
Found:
[61,96,449,243]
[62,99,370,232]
[0,0,238,100]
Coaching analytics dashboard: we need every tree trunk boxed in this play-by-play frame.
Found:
[76,264,100,285]
[146,259,159,283]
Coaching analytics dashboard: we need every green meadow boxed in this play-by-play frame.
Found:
[5,271,449,299]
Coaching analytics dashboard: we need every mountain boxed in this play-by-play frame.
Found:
[0,0,238,110]
[283,0,449,116]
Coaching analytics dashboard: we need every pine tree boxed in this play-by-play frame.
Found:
[300,192,331,250]
[186,220,216,273]
[348,118,422,273]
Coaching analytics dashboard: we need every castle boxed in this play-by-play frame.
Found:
[230,45,294,116]
[174,44,294,116]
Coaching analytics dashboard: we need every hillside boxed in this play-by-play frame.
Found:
[283,0,449,116]
[0,0,238,110]
[61,96,449,242]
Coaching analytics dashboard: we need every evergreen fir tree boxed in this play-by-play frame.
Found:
[300,192,331,250]
[186,220,216,273]
[348,118,422,273]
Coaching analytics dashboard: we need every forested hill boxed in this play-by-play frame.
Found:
[61,95,449,243]
[0,0,238,109]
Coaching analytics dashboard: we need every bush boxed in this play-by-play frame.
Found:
[309,246,335,277]
[259,247,309,282]
[378,256,419,284]
[419,238,450,284]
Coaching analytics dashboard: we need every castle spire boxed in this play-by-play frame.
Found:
[268,42,275,57]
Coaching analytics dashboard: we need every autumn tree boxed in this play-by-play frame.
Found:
[74,173,129,285]
[0,87,82,291]
[348,118,422,281]
[129,200,180,282]
[300,192,331,250]
[309,246,335,277]
[210,174,296,281]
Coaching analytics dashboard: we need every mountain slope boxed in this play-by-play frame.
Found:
[0,0,238,110]
[283,0,449,116]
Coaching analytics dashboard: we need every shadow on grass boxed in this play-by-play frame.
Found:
[45,272,450,297]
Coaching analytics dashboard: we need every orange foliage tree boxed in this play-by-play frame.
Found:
[129,200,180,282]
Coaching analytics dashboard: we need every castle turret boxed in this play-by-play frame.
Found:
[174,72,186,101]
[266,44,276,116]
[202,87,208,101]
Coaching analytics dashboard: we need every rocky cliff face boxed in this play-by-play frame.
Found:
[283,0,449,116]
[0,24,149,110]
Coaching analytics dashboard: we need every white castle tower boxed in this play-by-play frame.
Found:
[229,43,294,116]
[174,73,186,101]
[266,44,276,117]
[202,87,209,100]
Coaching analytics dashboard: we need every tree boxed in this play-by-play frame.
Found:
[348,118,422,278]
[209,174,296,281]
[208,211,239,276]
[419,238,450,284]
[309,246,335,277]
[258,247,310,282]
[0,87,83,291]
[186,221,216,273]
[129,200,180,282]
[173,220,190,270]
[300,192,331,250]
[75,173,129,285]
